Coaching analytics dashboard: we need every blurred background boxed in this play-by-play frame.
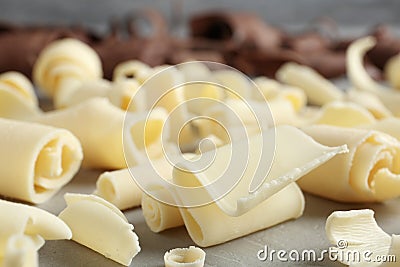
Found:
[0,0,398,81]
[1,0,400,35]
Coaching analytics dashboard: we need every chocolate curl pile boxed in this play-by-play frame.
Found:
[186,11,301,77]
[187,12,347,78]
[0,10,399,80]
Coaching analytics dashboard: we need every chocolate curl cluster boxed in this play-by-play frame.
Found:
[187,12,348,78]
[0,10,399,80]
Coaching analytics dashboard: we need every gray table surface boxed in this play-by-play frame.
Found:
[35,168,400,267]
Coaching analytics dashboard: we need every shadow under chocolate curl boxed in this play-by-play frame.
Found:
[190,11,283,52]
[368,25,400,70]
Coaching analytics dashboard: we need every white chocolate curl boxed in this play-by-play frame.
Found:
[313,101,376,127]
[385,53,400,89]
[33,38,103,108]
[34,97,167,169]
[0,71,41,120]
[0,118,82,203]
[164,246,206,267]
[299,125,400,202]
[1,234,39,267]
[0,198,72,258]
[276,62,344,106]
[113,60,151,84]
[326,209,400,267]
[347,36,400,116]
[94,168,141,210]
[253,76,307,112]
[142,187,184,233]
[173,125,347,216]
[179,183,305,247]
[94,152,185,210]
[345,89,392,119]
[58,193,141,266]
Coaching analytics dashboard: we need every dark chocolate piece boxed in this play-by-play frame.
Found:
[190,11,283,52]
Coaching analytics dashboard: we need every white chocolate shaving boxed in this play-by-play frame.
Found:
[142,66,193,147]
[385,53,400,89]
[178,61,213,83]
[361,117,400,141]
[164,246,206,267]
[35,97,167,169]
[346,89,392,119]
[276,62,344,106]
[179,183,305,247]
[213,69,251,99]
[183,83,224,115]
[313,101,376,127]
[253,76,307,112]
[0,118,82,203]
[253,76,281,100]
[108,80,146,112]
[58,193,140,266]
[142,187,184,233]
[0,72,38,107]
[33,38,103,109]
[57,79,112,108]
[0,72,41,120]
[326,209,399,267]
[113,60,151,84]
[0,198,72,257]
[268,97,302,126]
[1,234,40,267]
[94,168,141,210]
[299,125,400,202]
[173,125,347,216]
[347,36,400,116]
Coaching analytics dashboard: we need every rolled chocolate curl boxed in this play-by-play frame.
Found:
[34,97,167,169]
[33,38,103,109]
[0,118,83,204]
[142,187,184,233]
[0,71,41,120]
[298,125,400,203]
[178,183,304,247]
[164,246,206,267]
